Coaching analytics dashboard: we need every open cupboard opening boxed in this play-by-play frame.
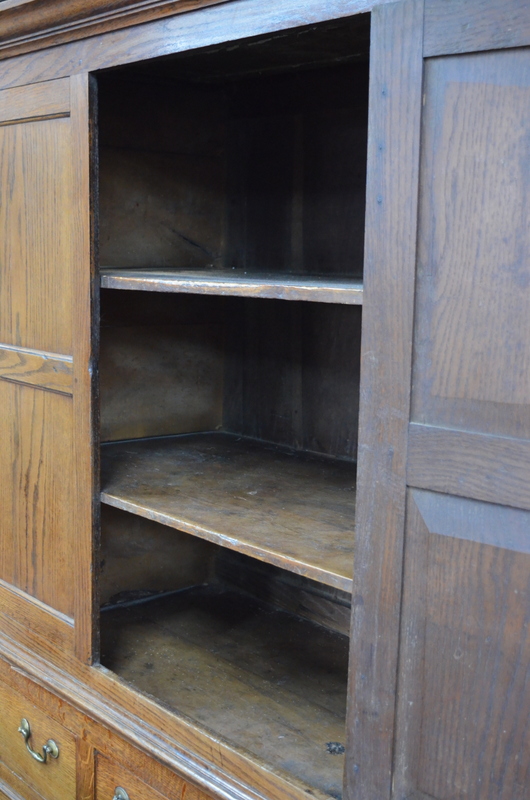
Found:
[96,15,370,800]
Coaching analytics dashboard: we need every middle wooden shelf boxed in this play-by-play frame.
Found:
[101,431,356,592]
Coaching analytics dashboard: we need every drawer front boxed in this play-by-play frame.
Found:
[96,754,210,800]
[0,679,76,800]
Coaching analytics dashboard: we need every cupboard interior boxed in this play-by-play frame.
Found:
[96,17,369,799]
[97,15,370,294]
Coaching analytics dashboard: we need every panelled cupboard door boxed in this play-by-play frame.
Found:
[0,75,94,660]
[348,2,530,800]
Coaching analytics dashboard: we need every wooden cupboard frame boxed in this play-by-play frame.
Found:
[0,1,529,800]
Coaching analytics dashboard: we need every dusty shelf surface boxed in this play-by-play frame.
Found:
[101,432,356,592]
[101,585,348,799]
[100,267,364,305]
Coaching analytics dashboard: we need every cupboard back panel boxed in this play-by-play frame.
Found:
[100,291,361,460]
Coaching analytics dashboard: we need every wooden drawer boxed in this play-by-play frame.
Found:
[0,678,76,800]
[96,754,210,800]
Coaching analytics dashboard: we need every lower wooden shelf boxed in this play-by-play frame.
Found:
[100,585,348,800]
[100,432,356,592]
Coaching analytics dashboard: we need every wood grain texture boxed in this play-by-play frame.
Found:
[0,0,230,60]
[0,579,74,660]
[0,381,75,616]
[393,490,530,800]
[424,0,530,57]
[0,77,70,125]
[101,432,355,591]
[0,102,75,355]
[411,50,530,440]
[344,2,424,799]
[100,323,224,442]
[101,269,364,305]
[407,423,530,511]
[0,677,76,800]
[0,344,73,394]
[70,73,99,663]
[100,504,214,605]
[101,586,348,799]
[0,0,393,92]
[76,739,95,800]
[96,753,212,800]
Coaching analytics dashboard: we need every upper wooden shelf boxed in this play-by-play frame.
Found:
[100,268,364,305]
[101,431,356,592]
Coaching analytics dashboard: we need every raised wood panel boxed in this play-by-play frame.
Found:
[411,50,530,439]
[0,86,75,355]
[424,0,530,57]
[0,344,73,394]
[0,580,74,659]
[345,2,425,799]
[0,381,74,616]
[393,490,530,800]
[407,423,530,511]
[0,77,70,125]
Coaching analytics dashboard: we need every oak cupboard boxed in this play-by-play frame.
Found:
[0,1,528,800]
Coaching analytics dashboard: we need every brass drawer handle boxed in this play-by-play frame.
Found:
[18,718,59,763]
[113,789,130,800]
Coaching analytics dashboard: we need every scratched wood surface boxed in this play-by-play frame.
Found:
[101,268,364,305]
[101,432,356,591]
[101,585,348,799]
[0,344,73,394]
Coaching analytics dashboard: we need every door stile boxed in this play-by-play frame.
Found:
[70,72,100,664]
[344,1,425,798]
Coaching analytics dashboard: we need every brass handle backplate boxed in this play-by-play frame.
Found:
[18,718,59,763]
[113,788,130,800]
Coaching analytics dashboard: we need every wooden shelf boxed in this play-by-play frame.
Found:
[101,432,355,592]
[100,268,363,305]
[101,585,348,799]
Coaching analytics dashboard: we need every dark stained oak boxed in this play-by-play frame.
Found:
[344,2,424,799]
[393,490,530,800]
[424,0,530,56]
[101,586,348,800]
[0,77,70,124]
[407,423,530,511]
[101,268,364,305]
[101,432,356,592]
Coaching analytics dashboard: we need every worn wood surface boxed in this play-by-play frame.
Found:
[393,490,530,800]
[407,423,530,511]
[101,586,348,799]
[100,504,215,606]
[100,323,224,442]
[0,344,73,394]
[217,550,352,636]
[0,77,70,125]
[96,753,213,800]
[0,0,392,93]
[411,50,530,441]
[345,2,424,799]
[224,300,362,460]
[424,0,530,57]
[0,677,76,800]
[0,381,74,616]
[101,432,355,591]
[101,269,364,305]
